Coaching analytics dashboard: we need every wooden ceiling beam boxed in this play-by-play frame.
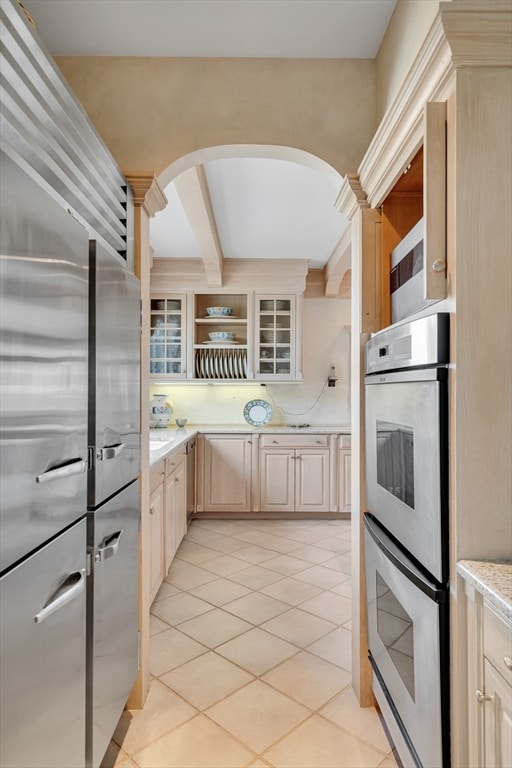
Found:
[173,165,223,287]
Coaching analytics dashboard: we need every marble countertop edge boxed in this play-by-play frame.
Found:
[457,559,512,623]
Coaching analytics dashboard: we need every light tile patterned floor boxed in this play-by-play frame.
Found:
[101,519,399,768]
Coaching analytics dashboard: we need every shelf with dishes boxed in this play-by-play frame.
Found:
[194,345,248,380]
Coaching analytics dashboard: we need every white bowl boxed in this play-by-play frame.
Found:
[206,306,231,316]
[209,331,235,342]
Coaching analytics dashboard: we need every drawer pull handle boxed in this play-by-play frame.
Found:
[149,506,155,516]
[504,656,512,671]
[476,690,492,704]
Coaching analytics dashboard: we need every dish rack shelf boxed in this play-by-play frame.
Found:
[194,346,248,380]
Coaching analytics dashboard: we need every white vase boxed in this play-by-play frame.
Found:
[150,394,172,428]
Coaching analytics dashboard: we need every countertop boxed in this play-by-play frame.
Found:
[457,559,512,623]
[149,424,351,466]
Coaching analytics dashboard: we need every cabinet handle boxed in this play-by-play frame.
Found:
[504,655,512,671]
[476,690,493,704]
[272,440,278,444]
[149,506,155,516]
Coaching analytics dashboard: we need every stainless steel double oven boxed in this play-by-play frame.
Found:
[364,313,450,768]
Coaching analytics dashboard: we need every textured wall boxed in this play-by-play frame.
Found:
[56,56,375,177]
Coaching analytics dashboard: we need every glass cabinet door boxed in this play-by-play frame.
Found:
[150,296,186,378]
[255,295,295,379]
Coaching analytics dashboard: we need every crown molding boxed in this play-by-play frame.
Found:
[334,173,369,220]
[359,1,511,208]
[124,171,167,217]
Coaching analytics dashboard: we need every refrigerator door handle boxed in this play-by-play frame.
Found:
[95,530,124,562]
[96,443,126,461]
[35,458,87,484]
[34,569,86,624]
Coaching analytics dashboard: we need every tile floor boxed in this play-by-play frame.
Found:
[101,518,399,768]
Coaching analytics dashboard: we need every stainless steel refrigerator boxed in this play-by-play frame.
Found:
[0,151,141,768]
[86,239,141,768]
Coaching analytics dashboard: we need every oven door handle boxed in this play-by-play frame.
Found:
[364,514,446,603]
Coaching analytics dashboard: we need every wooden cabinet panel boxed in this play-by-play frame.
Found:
[202,434,253,512]
[260,449,295,512]
[295,449,330,513]
[260,444,330,513]
[148,480,164,604]
[483,659,512,768]
[339,448,351,515]
[164,453,186,573]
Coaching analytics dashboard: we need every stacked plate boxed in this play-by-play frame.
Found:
[195,347,247,379]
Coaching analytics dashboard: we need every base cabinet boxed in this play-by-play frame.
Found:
[164,453,186,573]
[339,435,351,515]
[260,444,330,513]
[149,465,165,604]
[198,434,253,513]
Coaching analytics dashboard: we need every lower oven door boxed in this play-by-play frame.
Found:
[364,514,449,768]
[365,366,448,582]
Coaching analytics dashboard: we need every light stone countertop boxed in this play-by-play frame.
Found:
[149,424,351,466]
[457,559,512,623]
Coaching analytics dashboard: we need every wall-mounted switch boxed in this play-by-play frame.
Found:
[328,364,337,387]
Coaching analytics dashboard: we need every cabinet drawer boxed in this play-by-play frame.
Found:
[150,462,165,492]
[260,434,329,448]
[483,603,512,681]
[166,451,185,476]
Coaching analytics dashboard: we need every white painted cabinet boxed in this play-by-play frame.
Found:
[463,579,512,768]
[164,451,187,573]
[149,463,165,603]
[260,434,330,513]
[338,435,351,516]
[198,434,253,513]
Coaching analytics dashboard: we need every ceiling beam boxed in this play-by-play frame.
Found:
[323,226,351,296]
[173,165,223,287]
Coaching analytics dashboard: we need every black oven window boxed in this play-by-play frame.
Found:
[376,571,415,700]
[376,421,414,508]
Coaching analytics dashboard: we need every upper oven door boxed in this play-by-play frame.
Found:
[365,367,448,583]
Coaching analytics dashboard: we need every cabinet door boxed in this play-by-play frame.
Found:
[483,659,512,768]
[165,455,186,572]
[254,295,299,381]
[339,448,351,514]
[203,435,252,512]
[296,449,330,513]
[260,448,295,512]
[150,295,187,379]
[149,482,164,603]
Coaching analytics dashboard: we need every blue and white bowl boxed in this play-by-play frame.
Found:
[209,331,235,342]
[206,306,231,316]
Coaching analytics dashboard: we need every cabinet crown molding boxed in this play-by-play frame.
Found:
[125,172,167,217]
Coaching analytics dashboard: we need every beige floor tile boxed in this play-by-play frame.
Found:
[233,544,283,564]
[262,650,352,710]
[150,614,170,636]
[201,553,254,576]
[223,591,290,624]
[285,544,339,565]
[149,627,207,677]
[160,650,253,709]
[262,607,336,647]
[377,753,400,767]
[260,576,324,606]
[300,591,352,623]
[206,680,310,753]
[216,627,298,675]
[261,554,312,576]
[152,580,181,603]
[202,535,254,554]
[165,561,218,590]
[293,564,348,589]
[99,742,137,768]
[329,578,352,598]
[194,519,250,536]
[112,678,196,755]
[263,714,387,768]
[150,591,213,625]
[320,686,393,754]
[248,761,273,768]
[259,536,306,554]
[322,553,352,574]
[173,539,222,564]
[315,535,352,553]
[131,714,256,768]
[177,607,253,647]
[307,626,352,670]
[228,564,285,589]
[182,525,227,546]
[188,576,252,606]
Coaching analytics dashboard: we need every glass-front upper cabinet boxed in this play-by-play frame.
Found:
[149,295,187,379]
[254,295,298,381]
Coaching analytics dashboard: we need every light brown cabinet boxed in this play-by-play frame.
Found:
[338,435,351,516]
[164,452,187,573]
[260,434,330,513]
[149,464,165,603]
[198,433,253,513]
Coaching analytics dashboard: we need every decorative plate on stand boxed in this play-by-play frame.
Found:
[243,399,272,426]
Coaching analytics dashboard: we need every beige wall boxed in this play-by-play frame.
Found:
[56,57,376,178]
[375,0,442,121]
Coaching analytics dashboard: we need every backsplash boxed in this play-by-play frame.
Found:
[150,298,351,427]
